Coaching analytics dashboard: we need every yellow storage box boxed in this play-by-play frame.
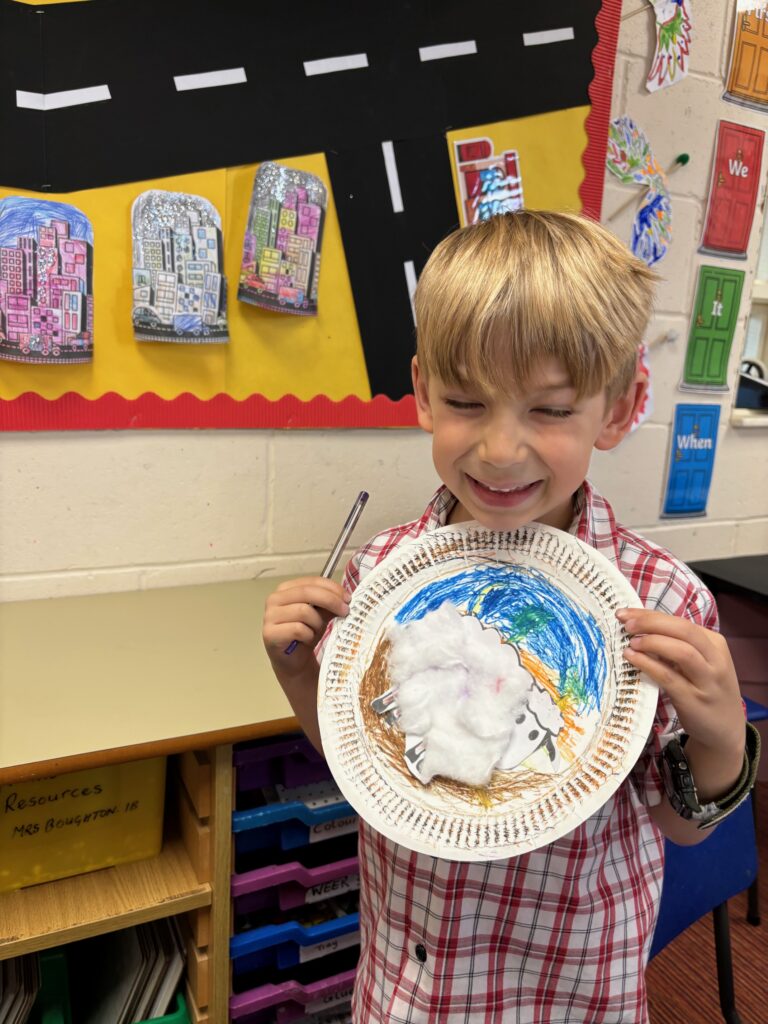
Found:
[0,757,166,893]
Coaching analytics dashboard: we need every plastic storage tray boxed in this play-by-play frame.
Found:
[234,735,331,793]
[232,854,360,919]
[232,782,357,855]
[229,967,356,1023]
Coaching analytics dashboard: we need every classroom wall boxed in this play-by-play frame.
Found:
[0,0,766,602]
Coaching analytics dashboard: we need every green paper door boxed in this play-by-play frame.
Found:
[682,265,744,390]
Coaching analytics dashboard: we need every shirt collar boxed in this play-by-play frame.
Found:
[424,481,620,563]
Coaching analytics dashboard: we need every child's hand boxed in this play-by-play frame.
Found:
[617,608,745,756]
[263,577,350,679]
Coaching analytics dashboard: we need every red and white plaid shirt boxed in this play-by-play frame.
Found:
[336,482,717,1024]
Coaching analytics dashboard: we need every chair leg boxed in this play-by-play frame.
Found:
[747,793,760,926]
[712,902,743,1024]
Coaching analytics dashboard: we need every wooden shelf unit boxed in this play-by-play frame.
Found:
[0,744,238,1024]
[0,579,299,1023]
[0,834,211,959]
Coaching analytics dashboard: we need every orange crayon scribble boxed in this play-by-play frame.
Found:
[518,648,584,763]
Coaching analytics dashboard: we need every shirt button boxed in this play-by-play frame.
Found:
[415,943,427,963]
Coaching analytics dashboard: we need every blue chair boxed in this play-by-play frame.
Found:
[650,796,759,1024]
[743,697,767,925]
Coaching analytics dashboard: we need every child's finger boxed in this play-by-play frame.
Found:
[622,646,691,699]
[616,608,715,657]
[625,632,710,685]
[266,601,330,636]
[268,584,349,618]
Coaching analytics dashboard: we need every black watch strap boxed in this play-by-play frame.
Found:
[661,722,761,830]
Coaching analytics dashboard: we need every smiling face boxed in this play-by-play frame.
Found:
[413,356,643,532]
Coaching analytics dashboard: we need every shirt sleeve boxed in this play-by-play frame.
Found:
[629,579,719,808]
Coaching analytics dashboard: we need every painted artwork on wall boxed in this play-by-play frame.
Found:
[630,342,654,431]
[662,403,721,517]
[132,191,228,344]
[318,523,657,861]
[680,265,745,391]
[0,198,94,365]
[700,120,764,259]
[452,138,524,227]
[606,116,672,266]
[724,2,768,112]
[0,0,622,430]
[646,0,693,93]
[238,163,326,317]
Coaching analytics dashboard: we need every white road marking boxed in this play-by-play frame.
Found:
[404,261,418,323]
[303,54,369,76]
[522,27,574,46]
[419,40,477,62]
[174,67,247,91]
[17,85,111,111]
[382,141,404,214]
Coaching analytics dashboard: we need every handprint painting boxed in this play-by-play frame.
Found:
[318,524,657,861]
[364,564,607,799]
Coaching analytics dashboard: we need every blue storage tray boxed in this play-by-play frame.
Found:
[232,797,357,852]
[231,912,360,973]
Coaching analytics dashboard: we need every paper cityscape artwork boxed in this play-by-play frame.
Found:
[453,139,524,227]
[131,190,228,344]
[0,197,94,364]
[238,162,326,316]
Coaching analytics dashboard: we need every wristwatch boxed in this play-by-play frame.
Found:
[660,722,761,830]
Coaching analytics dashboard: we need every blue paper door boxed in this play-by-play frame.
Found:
[662,404,721,517]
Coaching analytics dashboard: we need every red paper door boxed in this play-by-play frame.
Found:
[700,121,764,258]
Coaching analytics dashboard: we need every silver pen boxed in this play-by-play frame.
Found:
[284,490,369,654]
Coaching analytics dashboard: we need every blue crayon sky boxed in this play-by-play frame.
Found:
[394,563,607,714]
[0,197,92,247]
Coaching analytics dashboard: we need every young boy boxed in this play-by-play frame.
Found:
[263,212,755,1023]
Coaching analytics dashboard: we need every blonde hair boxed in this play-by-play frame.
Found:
[414,211,657,399]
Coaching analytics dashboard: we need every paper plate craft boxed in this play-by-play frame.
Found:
[318,523,657,862]
[131,190,228,344]
[607,116,672,267]
[0,197,94,364]
[647,1,693,93]
[238,162,326,316]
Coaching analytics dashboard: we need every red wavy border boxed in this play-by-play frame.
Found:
[0,391,418,430]
[579,0,622,220]
[2,2,621,431]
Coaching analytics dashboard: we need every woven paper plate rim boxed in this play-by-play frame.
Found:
[318,521,657,861]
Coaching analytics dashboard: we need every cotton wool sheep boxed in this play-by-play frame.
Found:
[386,602,564,787]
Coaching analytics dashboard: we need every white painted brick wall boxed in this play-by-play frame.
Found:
[0,0,765,601]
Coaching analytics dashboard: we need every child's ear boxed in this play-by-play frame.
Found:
[594,372,649,451]
[412,356,434,433]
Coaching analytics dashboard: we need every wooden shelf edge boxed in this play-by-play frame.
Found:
[0,836,211,960]
[0,717,300,785]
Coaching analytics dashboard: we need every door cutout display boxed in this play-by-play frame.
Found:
[699,120,764,259]
[725,4,768,112]
[680,266,745,391]
[662,404,721,518]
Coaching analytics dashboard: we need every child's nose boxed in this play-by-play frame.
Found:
[478,421,527,466]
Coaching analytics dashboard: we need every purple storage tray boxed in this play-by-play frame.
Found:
[232,855,360,916]
[229,967,356,1021]
[235,736,331,790]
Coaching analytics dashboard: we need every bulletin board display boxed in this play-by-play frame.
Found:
[0,0,622,430]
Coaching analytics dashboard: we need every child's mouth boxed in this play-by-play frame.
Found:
[467,476,542,507]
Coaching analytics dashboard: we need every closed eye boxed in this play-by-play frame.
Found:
[533,407,573,418]
[444,398,484,410]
